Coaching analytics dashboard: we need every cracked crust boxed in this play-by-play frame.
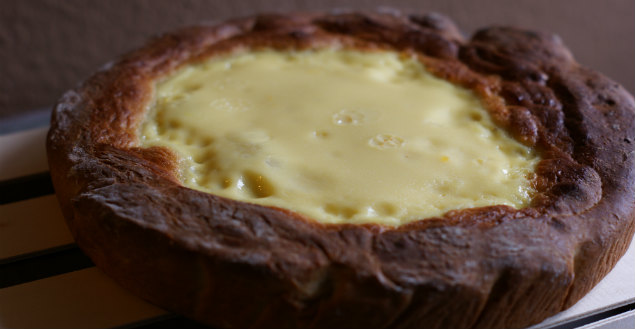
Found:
[47,11,635,328]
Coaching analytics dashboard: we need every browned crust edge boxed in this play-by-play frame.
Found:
[46,11,635,329]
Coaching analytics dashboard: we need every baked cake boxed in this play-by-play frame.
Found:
[47,12,635,328]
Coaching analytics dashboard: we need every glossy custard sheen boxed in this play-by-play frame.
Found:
[140,50,540,226]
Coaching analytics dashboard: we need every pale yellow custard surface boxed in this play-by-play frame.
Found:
[140,50,539,226]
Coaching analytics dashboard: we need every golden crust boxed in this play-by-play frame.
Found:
[47,12,635,328]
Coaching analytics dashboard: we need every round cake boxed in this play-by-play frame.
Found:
[46,11,635,328]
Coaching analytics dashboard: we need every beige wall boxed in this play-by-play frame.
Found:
[1,0,633,120]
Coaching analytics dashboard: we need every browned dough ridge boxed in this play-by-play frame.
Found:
[47,11,635,329]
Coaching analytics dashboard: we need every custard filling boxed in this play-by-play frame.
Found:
[140,50,539,226]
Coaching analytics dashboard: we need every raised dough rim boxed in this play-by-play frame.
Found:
[46,11,635,329]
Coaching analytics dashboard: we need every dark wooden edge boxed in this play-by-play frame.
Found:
[547,301,635,329]
[0,171,55,205]
[0,243,94,289]
[114,314,210,329]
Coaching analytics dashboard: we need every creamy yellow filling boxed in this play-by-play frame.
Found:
[140,50,539,226]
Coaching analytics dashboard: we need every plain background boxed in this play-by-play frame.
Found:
[1,0,633,121]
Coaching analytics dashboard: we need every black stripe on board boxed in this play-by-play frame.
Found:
[548,301,635,329]
[0,172,55,205]
[115,314,211,329]
[118,302,635,329]
[0,243,94,289]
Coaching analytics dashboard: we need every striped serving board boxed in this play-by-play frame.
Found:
[1,125,633,329]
